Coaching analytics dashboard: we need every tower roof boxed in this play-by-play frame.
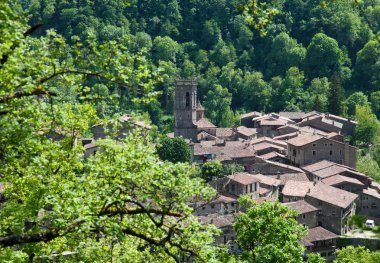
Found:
[197,102,205,111]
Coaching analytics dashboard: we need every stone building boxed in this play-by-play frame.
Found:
[195,193,238,216]
[210,173,260,199]
[301,227,339,262]
[301,160,371,187]
[360,188,380,217]
[282,181,313,203]
[304,183,358,235]
[286,133,356,168]
[174,80,199,141]
[198,213,238,251]
[284,200,319,228]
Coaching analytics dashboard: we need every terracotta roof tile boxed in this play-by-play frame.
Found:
[228,173,259,185]
[313,166,348,179]
[237,126,258,137]
[198,213,235,228]
[306,183,358,208]
[322,175,364,187]
[301,227,338,246]
[279,112,307,120]
[282,181,313,197]
[363,188,380,199]
[196,118,216,128]
[284,200,319,214]
[287,134,323,147]
[215,128,233,138]
[266,173,309,185]
[249,173,281,186]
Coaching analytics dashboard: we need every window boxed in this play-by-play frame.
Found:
[255,183,257,191]
[302,214,306,219]
[250,184,253,192]
[246,185,248,193]
[340,149,343,155]
[330,143,333,146]
[231,184,235,193]
[372,203,377,209]
[231,202,235,207]
[312,143,317,147]
[318,201,322,206]
[211,204,215,209]
[313,150,316,156]
[330,150,333,155]
[324,143,328,146]
[185,92,190,106]
[293,149,297,157]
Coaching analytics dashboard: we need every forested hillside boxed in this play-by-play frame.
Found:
[21,0,380,129]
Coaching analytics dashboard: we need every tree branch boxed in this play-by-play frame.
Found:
[0,86,56,104]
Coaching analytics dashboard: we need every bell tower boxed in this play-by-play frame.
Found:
[174,79,198,141]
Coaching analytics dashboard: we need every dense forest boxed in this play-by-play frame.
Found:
[20,0,380,129]
[1,0,380,262]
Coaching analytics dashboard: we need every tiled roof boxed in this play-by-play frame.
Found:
[215,128,233,138]
[264,160,304,173]
[282,181,313,197]
[307,183,358,208]
[259,187,271,195]
[363,188,380,199]
[301,227,338,246]
[198,213,235,228]
[193,140,256,161]
[249,173,281,186]
[279,112,307,120]
[196,102,205,111]
[259,151,283,160]
[196,118,216,128]
[260,119,289,126]
[322,175,364,187]
[237,126,257,137]
[266,173,309,185]
[209,193,238,204]
[301,160,336,173]
[284,200,319,214]
[84,143,97,150]
[241,111,262,119]
[228,173,259,185]
[286,134,323,146]
[313,166,348,179]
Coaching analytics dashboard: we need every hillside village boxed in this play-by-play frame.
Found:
[170,80,380,261]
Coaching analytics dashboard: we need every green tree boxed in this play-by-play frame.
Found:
[307,253,326,263]
[305,33,347,79]
[334,246,380,263]
[328,73,345,115]
[344,92,369,117]
[265,32,306,77]
[305,77,330,112]
[201,160,224,182]
[156,137,192,163]
[355,105,379,145]
[354,40,380,92]
[153,36,181,62]
[0,2,221,261]
[370,91,380,118]
[222,163,245,175]
[204,84,235,127]
[234,197,307,263]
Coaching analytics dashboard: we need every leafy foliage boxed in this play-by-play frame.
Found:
[156,137,192,163]
[233,197,307,263]
[334,246,380,263]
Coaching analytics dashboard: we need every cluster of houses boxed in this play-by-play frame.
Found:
[172,80,380,261]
